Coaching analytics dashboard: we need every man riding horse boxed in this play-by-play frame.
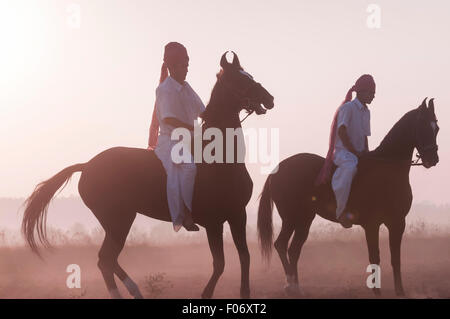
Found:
[21,49,274,299]
[258,92,439,296]
[147,42,205,232]
[316,74,376,228]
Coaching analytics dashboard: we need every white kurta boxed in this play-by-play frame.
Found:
[153,76,205,231]
[332,98,371,218]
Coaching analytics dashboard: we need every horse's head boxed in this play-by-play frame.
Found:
[414,97,439,168]
[217,51,274,115]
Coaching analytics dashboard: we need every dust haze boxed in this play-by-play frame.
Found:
[0,197,449,298]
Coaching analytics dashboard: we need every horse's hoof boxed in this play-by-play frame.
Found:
[201,291,213,299]
[395,288,405,297]
[240,289,250,299]
[284,284,304,297]
[372,288,381,296]
[133,292,144,299]
[109,288,123,299]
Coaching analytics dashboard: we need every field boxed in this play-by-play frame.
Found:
[1,223,449,299]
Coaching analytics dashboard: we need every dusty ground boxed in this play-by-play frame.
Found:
[0,234,449,299]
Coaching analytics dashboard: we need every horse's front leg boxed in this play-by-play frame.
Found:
[387,218,406,296]
[363,223,381,296]
[202,223,225,299]
[228,211,250,298]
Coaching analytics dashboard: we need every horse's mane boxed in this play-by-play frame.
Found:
[200,70,225,124]
[370,108,417,159]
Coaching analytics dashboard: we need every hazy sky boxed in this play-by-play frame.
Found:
[1,0,449,205]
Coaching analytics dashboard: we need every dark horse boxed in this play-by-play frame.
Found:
[21,52,274,299]
[258,98,439,296]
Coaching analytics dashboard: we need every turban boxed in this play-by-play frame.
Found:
[148,42,189,150]
[163,42,189,68]
[342,74,376,105]
[315,74,376,186]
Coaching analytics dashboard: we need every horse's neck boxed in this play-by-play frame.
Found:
[203,112,241,130]
[202,100,244,165]
[372,111,416,161]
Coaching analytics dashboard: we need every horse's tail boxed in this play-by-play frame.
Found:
[21,163,85,257]
[257,174,274,262]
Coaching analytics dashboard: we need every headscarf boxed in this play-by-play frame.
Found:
[315,74,376,186]
[147,42,189,150]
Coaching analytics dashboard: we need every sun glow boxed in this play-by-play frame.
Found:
[0,1,49,104]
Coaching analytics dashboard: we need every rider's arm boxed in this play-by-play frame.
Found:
[156,88,194,131]
[164,117,194,131]
[336,103,364,157]
[338,125,358,156]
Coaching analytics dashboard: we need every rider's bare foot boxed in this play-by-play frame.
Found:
[338,213,353,229]
[183,211,199,232]
[183,220,199,231]
[346,212,357,223]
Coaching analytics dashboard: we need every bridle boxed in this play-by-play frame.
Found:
[219,76,265,123]
[411,144,438,166]
[411,117,439,166]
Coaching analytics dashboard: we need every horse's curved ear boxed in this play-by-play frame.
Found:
[419,97,428,111]
[220,51,231,70]
[428,98,435,113]
[231,51,241,70]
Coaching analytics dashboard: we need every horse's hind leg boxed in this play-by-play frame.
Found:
[114,262,144,299]
[202,223,224,299]
[274,219,295,286]
[228,210,250,298]
[95,210,141,298]
[97,230,123,298]
[286,213,315,296]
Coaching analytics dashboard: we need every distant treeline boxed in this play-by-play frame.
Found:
[0,197,449,247]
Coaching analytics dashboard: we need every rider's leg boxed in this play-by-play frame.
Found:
[156,140,194,232]
[332,150,358,225]
[166,165,184,232]
[180,162,199,231]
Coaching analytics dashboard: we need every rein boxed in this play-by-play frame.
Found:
[364,152,430,167]
[411,115,439,166]
[218,77,262,124]
[411,144,438,166]
[411,153,424,166]
[240,110,254,123]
